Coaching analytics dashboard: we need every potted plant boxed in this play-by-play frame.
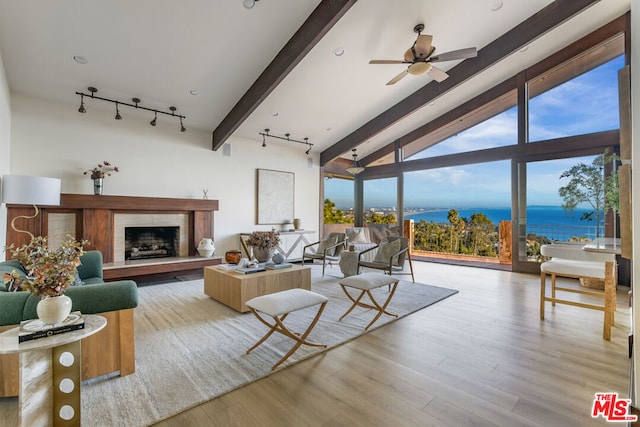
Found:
[3,236,87,324]
[83,160,119,195]
[246,231,280,262]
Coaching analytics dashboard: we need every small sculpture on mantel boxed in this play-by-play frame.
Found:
[197,238,215,257]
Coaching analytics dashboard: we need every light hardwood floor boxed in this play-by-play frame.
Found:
[154,261,632,427]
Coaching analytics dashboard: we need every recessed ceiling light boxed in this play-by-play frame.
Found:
[189,89,200,96]
[325,127,332,131]
[428,101,436,107]
[333,47,345,57]
[271,111,279,117]
[73,55,88,64]
[491,1,503,11]
[519,46,529,53]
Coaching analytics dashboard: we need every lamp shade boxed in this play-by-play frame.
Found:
[1,175,61,206]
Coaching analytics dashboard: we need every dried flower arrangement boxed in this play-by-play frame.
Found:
[245,231,280,250]
[84,161,119,180]
[3,236,87,298]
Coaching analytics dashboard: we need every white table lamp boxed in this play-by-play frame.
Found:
[1,175,61,240]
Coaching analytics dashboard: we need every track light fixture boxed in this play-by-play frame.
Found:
[78,94,86,113]
[346,148,365,175]
[114,102,122,120]
[243,0,259,9]
[75,87,186,132]
[257,129,313,154]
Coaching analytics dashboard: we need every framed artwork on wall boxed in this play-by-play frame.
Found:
[257,169,294,225]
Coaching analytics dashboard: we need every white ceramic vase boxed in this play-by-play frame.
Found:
[197,238,215,257]
[37,294,72,325]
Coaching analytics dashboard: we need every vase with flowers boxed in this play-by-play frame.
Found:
[84,160,119,195]
[3,236,87,325]
[246,231,280,262]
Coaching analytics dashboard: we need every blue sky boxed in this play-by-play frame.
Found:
[326,55,624,210]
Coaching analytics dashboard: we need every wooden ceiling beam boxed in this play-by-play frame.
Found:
[211,0,357,151]
[320,0,601,166]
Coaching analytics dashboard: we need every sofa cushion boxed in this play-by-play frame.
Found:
[346,227,368,244]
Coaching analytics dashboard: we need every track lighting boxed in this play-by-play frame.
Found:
[346,148,365,175]
[78,94,86,113]
[114,102,122,120]
[75,87,186,132]
[257,129,313,154]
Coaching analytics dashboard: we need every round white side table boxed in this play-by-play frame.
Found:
[0,314,107,427]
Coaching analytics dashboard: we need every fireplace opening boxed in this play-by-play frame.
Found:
[125,226,179,260]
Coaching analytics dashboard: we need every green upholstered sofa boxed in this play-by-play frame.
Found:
[0,250,139,397]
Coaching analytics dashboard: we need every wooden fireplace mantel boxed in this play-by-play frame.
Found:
[5,194,221,281]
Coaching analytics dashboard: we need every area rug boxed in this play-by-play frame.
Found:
[0,268,458,426]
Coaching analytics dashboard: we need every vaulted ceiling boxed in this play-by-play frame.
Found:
[0,0,630,165]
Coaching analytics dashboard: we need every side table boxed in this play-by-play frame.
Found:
[339,250,361,277]
[0,314,107,427]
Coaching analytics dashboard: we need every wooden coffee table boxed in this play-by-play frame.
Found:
[204,265,311,313]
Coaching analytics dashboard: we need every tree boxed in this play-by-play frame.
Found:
[447,209,465,254]
[323,199,350,224]
[467,212,496,256]
[558,150,618,238]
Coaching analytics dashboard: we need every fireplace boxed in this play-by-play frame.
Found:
[125,226,179,260]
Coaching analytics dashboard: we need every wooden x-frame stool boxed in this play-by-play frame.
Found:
[338,273,400,330]
[245,288,328,370]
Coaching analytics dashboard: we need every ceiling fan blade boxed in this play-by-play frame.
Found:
[426,65,449,82]
[430,47,477,63]
[369,60,406,64]
[386,70,409,85]
[413,34,433,59]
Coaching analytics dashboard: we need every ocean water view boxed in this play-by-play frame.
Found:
[404,205,604,240]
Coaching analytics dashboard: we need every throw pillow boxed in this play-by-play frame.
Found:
[316,235,338,256]
[374,238,401,265]
[347,228,368,244]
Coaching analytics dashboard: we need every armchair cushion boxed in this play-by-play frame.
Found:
[317,235,339,256]
[374,238,401,265]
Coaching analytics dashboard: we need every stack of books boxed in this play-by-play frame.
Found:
[19,311,85,343]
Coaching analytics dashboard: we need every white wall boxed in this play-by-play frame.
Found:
[8,94,320,255]
[0,51,11,261]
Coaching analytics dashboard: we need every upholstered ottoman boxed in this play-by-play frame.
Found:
[245,288,328,370]
[338,272,399,330]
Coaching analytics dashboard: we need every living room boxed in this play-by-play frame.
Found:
[1,0,640,425]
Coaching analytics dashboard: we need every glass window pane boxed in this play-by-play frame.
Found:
[528,55,624,142]
[406,106,517,161]
[404,161,511,257]
[323,177,354,223]
[364,178,397,224]
[521,156,604,262]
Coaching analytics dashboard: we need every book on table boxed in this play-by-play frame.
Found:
[19,311,85,343]
[265,263,293,270]
[234,266,266,274]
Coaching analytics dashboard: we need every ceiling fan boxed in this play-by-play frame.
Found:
[369,24,477,85]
